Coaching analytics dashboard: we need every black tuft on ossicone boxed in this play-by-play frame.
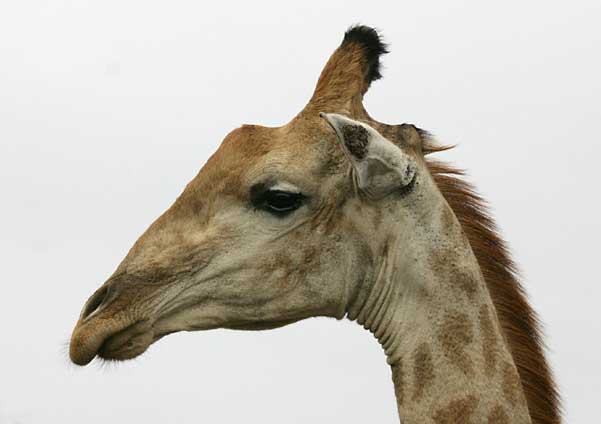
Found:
[341,25,389,87]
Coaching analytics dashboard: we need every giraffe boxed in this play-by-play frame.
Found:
[69,26,560,423]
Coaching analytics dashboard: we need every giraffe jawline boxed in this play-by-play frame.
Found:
[95,315,302,362]
[225,318,302,331]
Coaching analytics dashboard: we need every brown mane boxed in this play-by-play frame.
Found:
[424,140,561,424]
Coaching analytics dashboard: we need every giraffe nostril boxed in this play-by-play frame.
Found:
[81,286,110,320]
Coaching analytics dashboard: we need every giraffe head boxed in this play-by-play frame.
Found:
[69,26,432,366]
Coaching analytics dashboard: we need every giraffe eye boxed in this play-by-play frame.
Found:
[250,185,306,217]
[261,190,305,216]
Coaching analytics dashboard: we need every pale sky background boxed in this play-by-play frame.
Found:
[1,1,600,423]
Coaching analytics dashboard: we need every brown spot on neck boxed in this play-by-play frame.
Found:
[479,304,498,378]
[432,395,478,424]
[502,361,522,406]
[430,207,479,300]
[487,405,510,424]
[449,267,478,300]
[437,311,474,376]
[412,343,435,401]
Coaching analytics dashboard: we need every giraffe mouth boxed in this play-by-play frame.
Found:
[69,318,148,365]
[96,320,155,362]
[71,317,186,365]
[71,303,224,365]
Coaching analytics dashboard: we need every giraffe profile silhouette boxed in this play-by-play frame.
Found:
[70,25,560,424]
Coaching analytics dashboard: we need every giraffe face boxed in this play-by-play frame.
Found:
[68,109,426,366]
[69,25,427,366]
[67,116,348,365]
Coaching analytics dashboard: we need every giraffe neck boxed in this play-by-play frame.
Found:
[346,201,532,423]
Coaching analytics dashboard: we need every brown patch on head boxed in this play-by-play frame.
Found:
[487,405,510,424]
[479,304,498,378]
[412,343,435,401]
[302,244,318,267]
[397,123,423,152]
[272,251,295,288]
[170,124,274,217]
[438,311,474,376]
[432,395,478,424]
[317,140,347,177]
[502,361,522,406]
[341,124,369,159]
[316,199,343,237]
[368,121,425,155]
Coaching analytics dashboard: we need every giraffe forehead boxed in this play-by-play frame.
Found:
[191,122,343,197]
[180,125,276,200]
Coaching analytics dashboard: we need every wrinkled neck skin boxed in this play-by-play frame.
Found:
[345,173,532,423]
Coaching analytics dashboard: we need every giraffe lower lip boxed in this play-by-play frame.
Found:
[96,320,154,361]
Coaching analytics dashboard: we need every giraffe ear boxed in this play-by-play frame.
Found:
[320,113,417,199]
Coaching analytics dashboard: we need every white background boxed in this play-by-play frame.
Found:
[1,1,599,422]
